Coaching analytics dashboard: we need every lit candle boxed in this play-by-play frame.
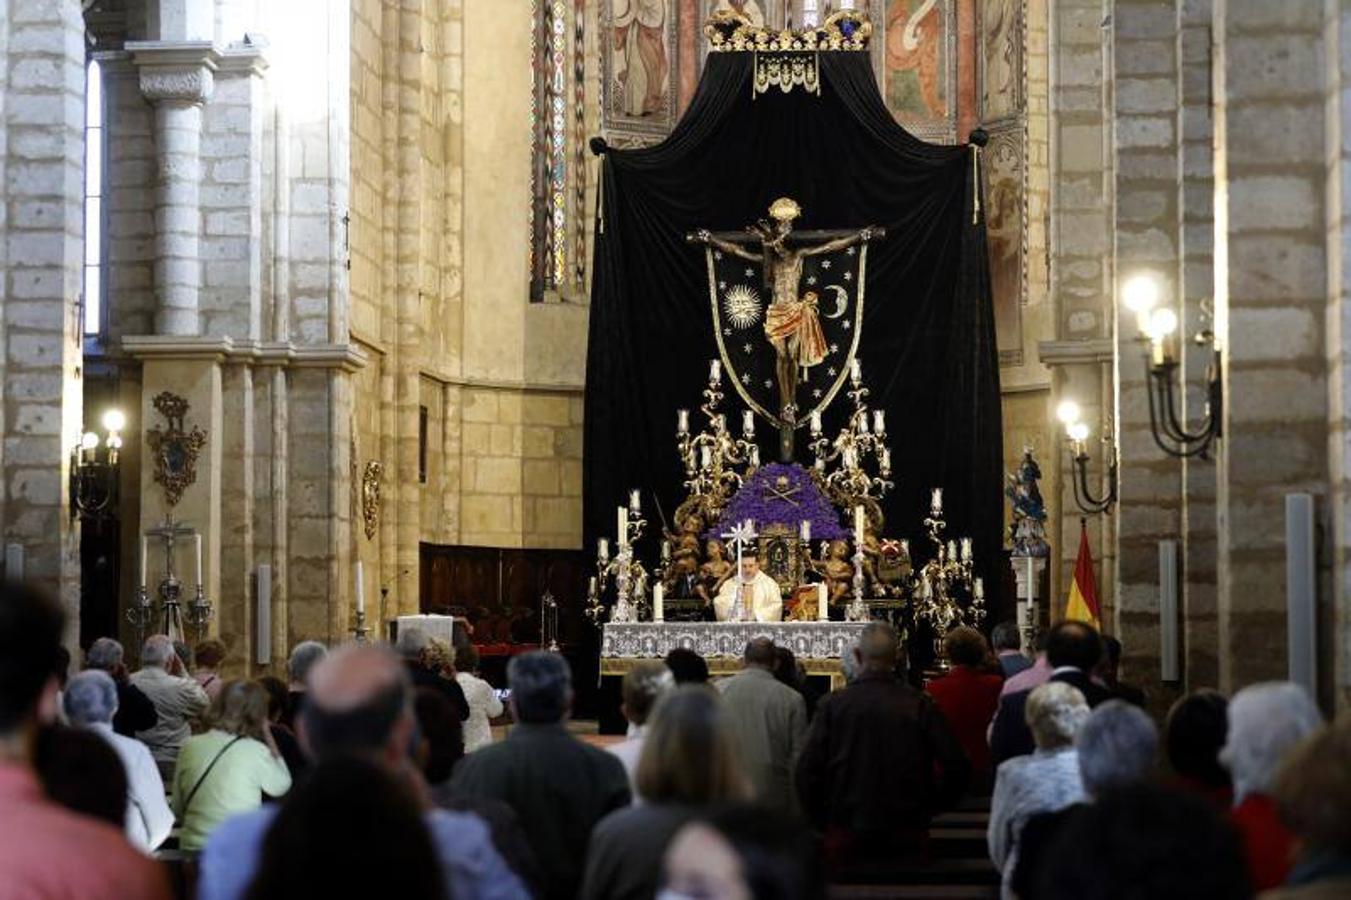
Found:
[700,446,712,469]
[880,447,891,472]
[749,445,760,467]
[194,534,203,587]
[355,561,365,615]
[810,410,822,435]
[817,582,828,621]
[588,575,598,596]
[653,583,664,622]
[931,487,943,516]
[854,505,865,539]
[661,540,671,561]
[873,410,885,434]
[843,446,857,469]
[850,358,862,384]
[139,537,147,589]
[742,410,755,437]
[857,414,869,435]
[974,577,985,600]
[677,409,689,435]
[709,359,721,384]
[947,539,958,562]
[800,520,812,542]
[629,488,641,514]
[617,506,628,544]
[960,537,972,562]
[598,537,610,561]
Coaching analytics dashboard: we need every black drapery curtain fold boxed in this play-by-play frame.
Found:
[585,52,1006,622]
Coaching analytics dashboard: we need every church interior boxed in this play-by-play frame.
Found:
[2,0,1350,898]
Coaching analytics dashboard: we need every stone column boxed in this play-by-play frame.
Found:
[127,42,216,337]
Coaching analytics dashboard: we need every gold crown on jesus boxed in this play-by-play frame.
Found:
[768,197,802,223]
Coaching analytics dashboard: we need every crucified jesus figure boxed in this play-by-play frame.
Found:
[692,197,880,423]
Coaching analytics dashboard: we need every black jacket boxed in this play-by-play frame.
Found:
[112,680,158,737]
[404,661,470,721]
[989,669,1115,765]
[795,672,971,836]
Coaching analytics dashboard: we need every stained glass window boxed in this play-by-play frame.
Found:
[530,0,585,302]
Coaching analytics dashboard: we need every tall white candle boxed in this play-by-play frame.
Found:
[1026,556,1036,604]
[931,487,943,516]
[742,410,755,437]
[139,537,148,588]
[850,358,862,384]
[194,535,203,586]
[617,506,628,543]
[817,582,828,621]
[873,410,885,433]
[749,445,760,467]
[661,540,671,561]
[355,561,365,614]
[653,583,664,622]
[677,409,689,435]
[853,505,865,539]
[709,359,721,384]
[947,540,958,563]
[960,537,972,562]
[598,538,610,561]
[700,446,712,469]
[800,520,811,542]
[629,489,641,514]
[810,411,823,435]
[589,575,598,596]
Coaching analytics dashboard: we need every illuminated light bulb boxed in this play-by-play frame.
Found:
[101,409,126,433]
[1122,274,1159,314]
[1067,422,1091,443]
[81,431,99,451]
[1055,400,1082,426]
[1148,307,1179,339]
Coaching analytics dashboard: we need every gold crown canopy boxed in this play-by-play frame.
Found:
[769,197,802,222]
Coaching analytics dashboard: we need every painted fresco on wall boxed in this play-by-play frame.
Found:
[604,0,681,145]
[882,0,956,142]
[979,0,1022,122]
[985,122,1024,366]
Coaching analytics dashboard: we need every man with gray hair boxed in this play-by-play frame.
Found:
[452,651,631,900]
[1010,700,1159,896]
[278,639,327,730]
[608,660,674,794]
[83,637,157,737]
[129,633,209,780]
[63,670,173,851]
[395,626,469,721]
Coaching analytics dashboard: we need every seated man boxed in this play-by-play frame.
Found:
[713,549,783,623]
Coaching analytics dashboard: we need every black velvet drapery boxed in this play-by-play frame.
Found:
[584,52,1005,620]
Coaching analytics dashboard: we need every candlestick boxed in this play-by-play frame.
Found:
[800,520,811,542]
[355,561,365,614]
[629,489,641,514]
[598,538,610,561]
[709,359,721,384]
[817,582,828,621]
[617,506,628,543]
[931,487,943,516]
[194,535,203,587]
[677,409,689,435]
[810,410,822,435]
[742,410,755,438]
[653,583,664,622]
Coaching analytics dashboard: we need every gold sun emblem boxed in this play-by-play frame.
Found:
[723,284,762,330]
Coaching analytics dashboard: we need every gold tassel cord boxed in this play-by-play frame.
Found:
[971,144,982,225]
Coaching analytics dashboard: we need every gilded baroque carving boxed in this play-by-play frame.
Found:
[361,461,383,541]
[146,392,208,508]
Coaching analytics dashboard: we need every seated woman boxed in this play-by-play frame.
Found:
[172,679,291,852]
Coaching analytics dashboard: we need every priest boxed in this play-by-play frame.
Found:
[713,549,784,622]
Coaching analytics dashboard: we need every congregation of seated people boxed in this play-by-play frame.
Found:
[3,577,1350,900]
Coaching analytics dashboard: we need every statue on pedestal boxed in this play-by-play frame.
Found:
[810,538,855,606]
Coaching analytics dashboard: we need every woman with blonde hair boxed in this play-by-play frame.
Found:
[582,685,750,900]
[172,679,292,852]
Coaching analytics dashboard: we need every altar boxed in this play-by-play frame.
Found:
[600,621,871,689]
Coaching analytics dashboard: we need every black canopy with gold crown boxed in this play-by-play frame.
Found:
[584,15,1006,623]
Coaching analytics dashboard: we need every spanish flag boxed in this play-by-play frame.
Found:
[1065,519,1101,628]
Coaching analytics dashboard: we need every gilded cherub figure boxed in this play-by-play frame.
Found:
[696,539,734,606]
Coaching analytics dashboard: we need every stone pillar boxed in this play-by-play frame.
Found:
[127,42,217,337]
[1212,0,1328,690]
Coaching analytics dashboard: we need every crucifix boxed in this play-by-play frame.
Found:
[689,197,883,462]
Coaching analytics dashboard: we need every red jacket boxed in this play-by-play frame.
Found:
[924,665,1003,775]
[1231,793,1295,891]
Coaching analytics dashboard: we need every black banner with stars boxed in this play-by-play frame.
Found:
[585,51,1006,623]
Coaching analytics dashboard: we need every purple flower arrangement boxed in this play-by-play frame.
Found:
[707,462,850,540]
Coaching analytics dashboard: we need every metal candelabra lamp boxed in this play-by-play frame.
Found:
[128,515,213,652]
[675,360,760,526]
[911,488,985,652]
[591,492,651,624]
[539,590,560,652]
[808,360,893,510]
[69,409,126,522]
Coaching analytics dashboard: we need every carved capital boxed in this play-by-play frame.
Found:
[126,40,219,106]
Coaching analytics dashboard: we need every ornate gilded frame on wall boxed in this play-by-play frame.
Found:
[361,460,382,541]
[146,392,207,508]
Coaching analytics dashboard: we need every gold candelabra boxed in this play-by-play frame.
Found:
[911,488,986,651]
[808,361,893,514]
[675,360,760,526]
